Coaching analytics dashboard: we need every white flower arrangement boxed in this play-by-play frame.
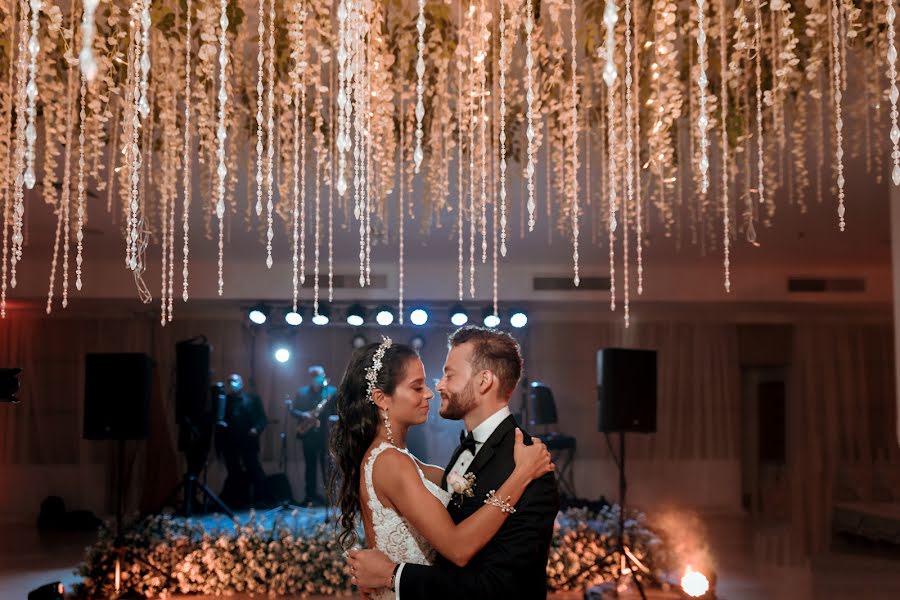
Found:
[446,471,476,507]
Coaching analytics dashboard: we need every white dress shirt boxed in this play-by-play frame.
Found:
[395,405,512,598]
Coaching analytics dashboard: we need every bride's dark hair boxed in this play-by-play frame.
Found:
[328,341,418,549]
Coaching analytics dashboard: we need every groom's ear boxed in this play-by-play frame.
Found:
[477,370,495,394]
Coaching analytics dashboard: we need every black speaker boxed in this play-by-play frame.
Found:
[597,348,657,433]
[84,353,152,440]
[527,383,559,426]
[175,338,211,425]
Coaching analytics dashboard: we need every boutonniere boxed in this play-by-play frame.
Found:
[446,471,476,506]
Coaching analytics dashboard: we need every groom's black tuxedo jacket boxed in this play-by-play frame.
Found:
[399,415,560,600]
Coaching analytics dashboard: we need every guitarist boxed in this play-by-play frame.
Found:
[290,365,337,506]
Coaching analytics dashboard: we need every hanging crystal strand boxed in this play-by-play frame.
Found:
[632,2,642,296]
[127,17,142,271]
[468,6,476,298]
[23,0,42,190]
[1,8,13,316]
[570,0,580,287]
[255,0,265,217]
[354,21,365,289]
[753,0,764,205]
[75,73,87,292]
[48,69,78,314]
[329,60,335,303]
[414,0,425,173]
[399,98,406,325]
[215,0,229,295]
[498,0,508,257]
[265,0,276,268]
[719,0,730,292]
[167,135,176,321]
[457,14,465,302]
[313,110,322,318]
[10,0,28,290]
[336,0,349,199]
[79,0,100,81]
[604,0,618,312]
[160,168,169,324]
[697,0,710,193]
[524,0,537,231]
[300,74,308,288]
[292,84,301,310]
[182,0,192,302]
[888,0,899,185]
[622,146,630,328]
[479,2,488,265]
[830,0,845,229]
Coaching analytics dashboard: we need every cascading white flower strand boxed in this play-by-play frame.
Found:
[569,0,579,289]
[414,0,425,173]
[888,0,900,186]
[831,0,845,230]
[215,0,229,295]
[255,0,265,218]
[524,0,537,231]
[719,0,730,291]
[265,0,276,267]
[336,0,349,198]
[182,0,193,302]
[697,0,710,193]
[9,0,29,293]
[603,0,618,312]
[23,0,42,191]
[498,0,508,257]
[753,0,764,205]
[79,0,100,81]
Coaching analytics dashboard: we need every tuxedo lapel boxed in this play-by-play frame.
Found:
[465,415,517,477]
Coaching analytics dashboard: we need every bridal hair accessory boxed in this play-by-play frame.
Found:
[366,336,393,404]
[484,490,516,514]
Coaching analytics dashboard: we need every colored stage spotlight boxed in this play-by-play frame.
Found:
[450,305,469,327]
[346,304,366,327]
[375,306,395,326]
[509,310,528,328]
[409,308,429,326]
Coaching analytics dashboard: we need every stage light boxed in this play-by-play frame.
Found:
[346,303,366,327]
[681,566,710,598]
[352,333,368,349]
[410,334,426,351]
[274,347,291,363]
[410,307,429,326]
[284,310,303,326]
[248,305,268,325]
[450,305,468,327]
[375,306,395,326]
[509,310,528,328]
[312,304,331,325]
[482,307,500,328]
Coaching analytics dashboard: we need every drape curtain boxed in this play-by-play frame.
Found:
[788,322,899,557]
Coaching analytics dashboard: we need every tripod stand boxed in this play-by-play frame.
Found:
[263,396,305,517]
[565,431,648,599]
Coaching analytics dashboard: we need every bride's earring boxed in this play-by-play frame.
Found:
[382,409,395,445]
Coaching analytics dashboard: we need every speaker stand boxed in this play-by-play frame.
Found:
[564,431,648,599]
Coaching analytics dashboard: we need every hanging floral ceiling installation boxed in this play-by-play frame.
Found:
[0,0,893,326]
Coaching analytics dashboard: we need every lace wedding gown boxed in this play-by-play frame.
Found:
[363,441,452,600]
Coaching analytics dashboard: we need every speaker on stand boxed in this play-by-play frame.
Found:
[567,348,658,598]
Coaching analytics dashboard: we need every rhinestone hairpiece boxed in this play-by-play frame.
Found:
[366,336,392,404]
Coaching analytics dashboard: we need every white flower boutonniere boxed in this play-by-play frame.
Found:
[447,471,476,506]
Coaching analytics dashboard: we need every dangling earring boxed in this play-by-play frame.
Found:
[382,409,395,445]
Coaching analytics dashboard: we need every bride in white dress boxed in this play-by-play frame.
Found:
[329,338,553,599]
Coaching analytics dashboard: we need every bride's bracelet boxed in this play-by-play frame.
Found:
[484,490,516,514]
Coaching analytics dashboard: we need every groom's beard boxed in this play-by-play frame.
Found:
[439,379,477,420]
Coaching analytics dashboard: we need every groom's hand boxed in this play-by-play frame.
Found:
[347,548,395,590]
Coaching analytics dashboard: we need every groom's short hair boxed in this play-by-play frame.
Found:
[449,326,523,397]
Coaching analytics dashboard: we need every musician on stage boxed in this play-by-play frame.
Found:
[219,373,268,507]
[290,365,337,506]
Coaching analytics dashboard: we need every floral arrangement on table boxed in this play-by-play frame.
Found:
[74,505,675,597]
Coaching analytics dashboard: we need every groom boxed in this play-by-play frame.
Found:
[348,326,560,599]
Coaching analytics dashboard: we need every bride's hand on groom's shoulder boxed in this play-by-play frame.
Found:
[512,428,555,482]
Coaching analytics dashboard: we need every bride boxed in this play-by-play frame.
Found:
[329,337,553,599]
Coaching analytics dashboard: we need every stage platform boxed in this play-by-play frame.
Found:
[833,502,900,545]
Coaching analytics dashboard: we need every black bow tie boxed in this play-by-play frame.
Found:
[459,430,477,454]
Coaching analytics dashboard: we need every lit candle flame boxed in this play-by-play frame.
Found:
[681,565,710,597]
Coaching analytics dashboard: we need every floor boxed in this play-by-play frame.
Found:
[1,511,899,599]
